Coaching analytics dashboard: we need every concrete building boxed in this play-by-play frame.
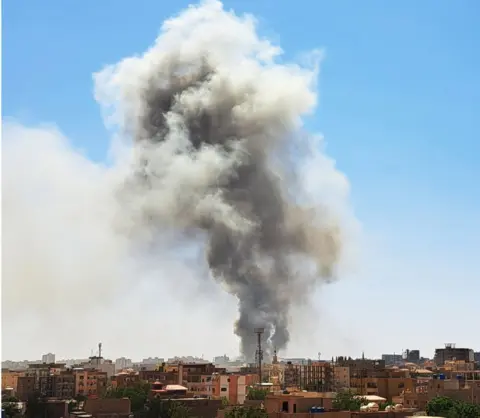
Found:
[262,391,336,413]
[333,366,350,391]
[114,357,133,372]
[434,343,474,365]
[350,375,416,401]
[210,373,258,404]
[138,369,178,384]
[112,371,141,389]
[16,376,36,401]
[1,369,25,392]
[74,369,108,398]
[404,350,420,363]
[54,371,76,399]
[83,398,131,418]
[283,361,334,391]
[83,357,115,378]
[42,353,56,364]
[382,354,403,366]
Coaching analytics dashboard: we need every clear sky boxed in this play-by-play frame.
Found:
[3,0,479,362]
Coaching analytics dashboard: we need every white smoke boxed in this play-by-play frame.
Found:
[2,0,356,359]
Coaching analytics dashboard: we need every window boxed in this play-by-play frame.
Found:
[221,388,227,392]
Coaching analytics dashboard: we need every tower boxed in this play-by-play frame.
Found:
[254,328,264,385]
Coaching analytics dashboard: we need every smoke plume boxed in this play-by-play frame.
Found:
[3,0,353,361]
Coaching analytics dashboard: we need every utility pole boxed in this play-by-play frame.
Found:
[254,328,264,386]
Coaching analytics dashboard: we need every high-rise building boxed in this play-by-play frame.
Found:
[404,349,420,363]
[381,354,402,366]
[42,353,55,364]
[434,343,474,365]
[115,357,133,372]
[474,352,480,365]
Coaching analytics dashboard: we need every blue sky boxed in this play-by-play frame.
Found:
[3,0,479,361]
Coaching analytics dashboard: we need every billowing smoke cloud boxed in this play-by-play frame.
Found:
[3,0,354,361]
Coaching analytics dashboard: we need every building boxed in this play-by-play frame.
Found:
[283,361,334,391]
[263,391,336,413]
[350,375,416,401]
[474,352,480,365]
[112,371,141,389]
[138,369,178,385]
[336,357,386,374]
[114,357,133,372]
[16,376,36,401]
[426,375,480,405]
[1,369,25,392]
[74,368,108,398]
[210,374,258,404]
[38,374,56,397]
[170,398,221,418]
[404,349,420,363]
[333,366,350,391]
[83,356,115,378]
[54,371,76,399]
[213,355,230,364]
[382,354,403,366]
[83,398,131,418]
[150,382,189,399]
[434,343,474,365]
[42,353,56,364]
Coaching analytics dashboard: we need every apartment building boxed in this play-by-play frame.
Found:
[114,357,133,372]
[1,369,25,392]
[434,343,474,365]
[74,369,108,398]
[16,376,36,401]
[283,361,334,391]
[42,353,56,364]
[333,366,350,391]
[54,371,76,399]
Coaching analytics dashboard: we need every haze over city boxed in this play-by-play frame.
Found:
[2,0,479,364]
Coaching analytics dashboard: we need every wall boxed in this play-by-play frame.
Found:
[1,370,24,391]
[84,398,131,416]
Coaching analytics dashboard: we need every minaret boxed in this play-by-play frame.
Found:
[273,348,278,364]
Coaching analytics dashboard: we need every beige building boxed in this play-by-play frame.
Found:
[74,369,108,398]
[333,366,350,391]
[1,369,25,392]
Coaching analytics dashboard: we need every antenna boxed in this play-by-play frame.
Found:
[254,328,264,385]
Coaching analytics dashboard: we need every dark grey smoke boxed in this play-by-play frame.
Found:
[95,0,347,360]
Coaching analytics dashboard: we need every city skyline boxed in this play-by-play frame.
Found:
[3,344,480,365]
[3,0,479,361]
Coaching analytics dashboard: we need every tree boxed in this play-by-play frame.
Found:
[25,393,48,418]
[332,391,366,411]
[246,387,268,401]
[221,397,230,408]
[145,398,190,418]
[379,401,394,411]
[105,382,151,413]
[426,396,480,418]
[225,406,268,418]
[2,397,20,418]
